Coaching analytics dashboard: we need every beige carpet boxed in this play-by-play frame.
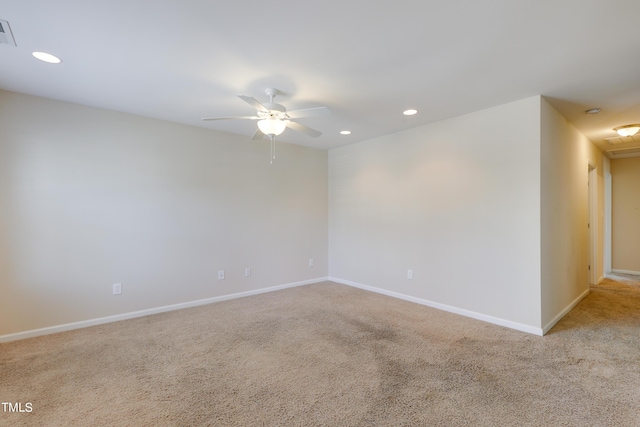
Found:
[1,278,640,426]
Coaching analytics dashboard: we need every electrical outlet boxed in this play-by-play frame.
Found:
[309,258,314,267]
[218,270,225,280]
[407,270,413,280]
[245,268,251,277]
[113,283,122,295]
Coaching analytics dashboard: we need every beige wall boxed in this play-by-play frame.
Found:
[329,96,543,331]
[611,156,640,273]
[0,90,328,337]
[539,98,605,331]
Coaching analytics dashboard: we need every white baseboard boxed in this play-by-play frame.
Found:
[0,277,329,343]
[611,269,640,277]
[541,288,590,335]
[329,277,544,336]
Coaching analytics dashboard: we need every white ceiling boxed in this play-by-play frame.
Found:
[1,1,640,153]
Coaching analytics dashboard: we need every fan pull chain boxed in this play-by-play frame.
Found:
[270,135,275,164]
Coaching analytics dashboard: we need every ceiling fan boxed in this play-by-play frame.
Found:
[202,88,330,162]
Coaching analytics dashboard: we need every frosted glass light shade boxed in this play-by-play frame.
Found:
[258,118,287,136]
[614,125,640,137]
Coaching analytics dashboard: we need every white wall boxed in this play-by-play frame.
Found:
[539,99,604,330]
[329,96,543,331]
[1,90,607,339]
[611,156,640,273]
[0,90,328,337]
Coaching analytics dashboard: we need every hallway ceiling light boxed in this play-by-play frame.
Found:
[614,124,640,137]
[403,109,418,116]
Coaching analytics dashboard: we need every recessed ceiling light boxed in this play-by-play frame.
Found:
[32,51,62,64]
[340,130,351,135]
[403,109,418,116]
[585,108,601,114]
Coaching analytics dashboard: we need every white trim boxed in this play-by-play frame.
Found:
[611,269,640,277]
[329,277,544,336]
[542,288,590,335]
[0,277,328,343]
[604,168,612,275]
[588,164,598,285]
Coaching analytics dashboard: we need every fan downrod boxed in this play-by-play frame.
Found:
[264,88,278,103]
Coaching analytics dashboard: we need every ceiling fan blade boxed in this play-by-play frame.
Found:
[201,115,259,121]
[238,95,270,113]
[285,106,331,119]
[286,121,322,138]
[251,128,265,140]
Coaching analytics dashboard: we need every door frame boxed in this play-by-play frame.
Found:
[588,163,598,285]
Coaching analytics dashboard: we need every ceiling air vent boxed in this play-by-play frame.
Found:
[0,19,17,47]
[606,146,640,159]
[604,134,639,145]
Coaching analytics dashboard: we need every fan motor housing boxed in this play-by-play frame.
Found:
[258,103,287,119]
[264,103,286,113]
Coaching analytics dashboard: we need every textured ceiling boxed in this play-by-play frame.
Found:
[1,1,640,153]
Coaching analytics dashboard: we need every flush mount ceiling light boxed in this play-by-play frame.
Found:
[585,108,601,114]
[614,124,640,137]
[340,130,351,135]
[403,109,418,116]
[32,51,62,64]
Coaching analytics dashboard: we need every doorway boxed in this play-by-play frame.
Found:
[588,164,597,285]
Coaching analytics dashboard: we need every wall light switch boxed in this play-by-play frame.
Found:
[113,283,122,295]
[309,258,314,267]
[218,270,225,280]
[245,268,251,277]
[407,270,413,280]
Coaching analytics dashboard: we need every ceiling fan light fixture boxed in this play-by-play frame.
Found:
[258,118,287,136]
[614,124,640,137]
